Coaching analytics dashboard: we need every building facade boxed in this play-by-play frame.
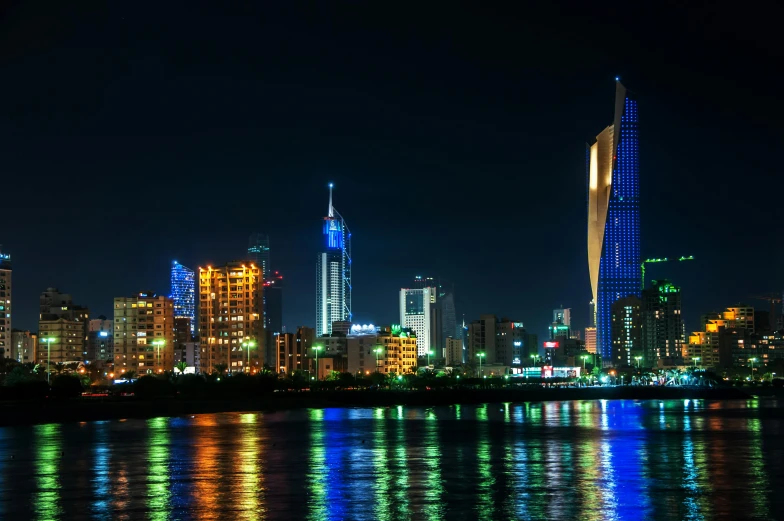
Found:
[587,81,641,362]
[38,288,89,366]
[345,328,417,375]
[642,279,684,366]
[0,249,10,358]
[445,336,463,366]
[87,317,113,366]
[610,296,642,367]
[170,261,196,334]
[199,262,263,373]
[316,184,352,337]
[248,233,271,279]
[400,286,437,356]
[584,327,597,354]
[467,315,530,368]
[113,293,174,375]
[11,329,36,364]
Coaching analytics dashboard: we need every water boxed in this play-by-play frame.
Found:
[0,399,782,520]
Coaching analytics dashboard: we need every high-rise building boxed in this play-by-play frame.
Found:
[87,317,113,366]
[467,315,529,367]
[642,279,684,365]
[11,329,36,363]
[400,280,438,356]
[584,327,597,354]
[610,296,642,367]
[685,305,756,368]
[317,183,352,337]
[173,316,192,365]
[345,327,417,375]
[553,308,572,327]
[264,271,284,363]
[199,262,263,373]
[440,291,459,352]
[587,81,641,362]
[113,292,174,375]
[0,248,10,359]
[445,336,463,366]
[38,288,89,366]
[170,261,196,334]
[248,233,271,279]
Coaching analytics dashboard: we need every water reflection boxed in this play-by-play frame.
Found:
[0,400,779,520]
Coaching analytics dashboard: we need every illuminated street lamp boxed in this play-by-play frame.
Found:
[41,337,57,383]
[530,353,540,366]
[242,340,256,373]
[312,345,323,380]
[634,356,642,369]
[749,357,757,379]
[152,339,166,374]
[693,356,701,370]
[427,349,433,368]
[477,352,486,377]
[581,355,588,370]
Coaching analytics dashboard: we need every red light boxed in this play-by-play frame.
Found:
[544,341,559,348]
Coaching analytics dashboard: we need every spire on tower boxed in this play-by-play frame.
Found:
[328,182,334,218]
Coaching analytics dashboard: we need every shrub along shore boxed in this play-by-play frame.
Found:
[0,379,773,427]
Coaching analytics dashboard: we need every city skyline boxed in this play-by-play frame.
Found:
[2,4,782,344]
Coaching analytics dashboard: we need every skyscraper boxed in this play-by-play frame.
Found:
[248,233,271,279]
[400,284,436,356]
[113,293,174,375]
[611,295,642,367]
[316,183,352,337]
[170,261,196,334]
[38,288,89,365]
[642,279,684,365]
[587,80,641,362]
[0,248,10,359]
[199,262,263,373]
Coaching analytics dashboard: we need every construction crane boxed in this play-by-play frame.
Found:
[641,255,695,290]
[750,294,782,329]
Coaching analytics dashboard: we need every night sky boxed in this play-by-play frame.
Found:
[3,2,783,342]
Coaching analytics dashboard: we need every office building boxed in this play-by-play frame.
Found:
[38,288,89,366]
[173,316,192,365]
[685,305,756,368]
[587,81,641,361]
[642,279,684,365]
[584,327,597,354]
[316,184,352,337]
[248,233,271,279]
[199,262,263,373]
[445,336,463,365]
[0,248,10,358]
[400,283,437,356]
[87,317,113,366]
[113,292,174,375]
[610,296,642,367]
[467,315,530,367]
[264,271,284,363]
[170,261,196,334]
[11,329,36,363]
[553,308,572,328]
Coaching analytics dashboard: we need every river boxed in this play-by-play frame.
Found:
[0,399,781,520]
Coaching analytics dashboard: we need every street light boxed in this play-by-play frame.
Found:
[427,350,433,368]
[312,345,323,380]
[693,356,701,370]
[581,355,588,370]
[41,337,57,383]
[374,346,383,372]
[477,352,486,377]
[634,356,642,369]
[749,357,757,379]
[530,353,540,366]
[242,340,256,373]
[152,339,166,374]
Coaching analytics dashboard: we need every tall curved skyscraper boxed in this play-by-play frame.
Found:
[317,183,352,337]
[587,81,641,363]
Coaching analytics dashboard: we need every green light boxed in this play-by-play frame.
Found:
[391,324,402,335]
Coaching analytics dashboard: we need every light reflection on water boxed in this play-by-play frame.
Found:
[0,399,780,520]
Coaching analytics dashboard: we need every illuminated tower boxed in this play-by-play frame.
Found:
[317,183,352,337]
[170,261,195,334]
[587,80,641,362]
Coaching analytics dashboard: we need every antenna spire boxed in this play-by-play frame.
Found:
[328,182,334,217]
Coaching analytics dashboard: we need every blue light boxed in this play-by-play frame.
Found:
[170,261,196,333]
[615,76,620,81]
[99,331,108,337]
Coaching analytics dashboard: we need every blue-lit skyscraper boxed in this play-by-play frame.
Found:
[587,81,641,363]
[316,183,352,337]
[248,233,271,280]
[170,261,195,333]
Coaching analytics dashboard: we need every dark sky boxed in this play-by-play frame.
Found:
[2,2,783,342]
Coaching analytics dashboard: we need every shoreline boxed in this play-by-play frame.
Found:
[0,386,776,427]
